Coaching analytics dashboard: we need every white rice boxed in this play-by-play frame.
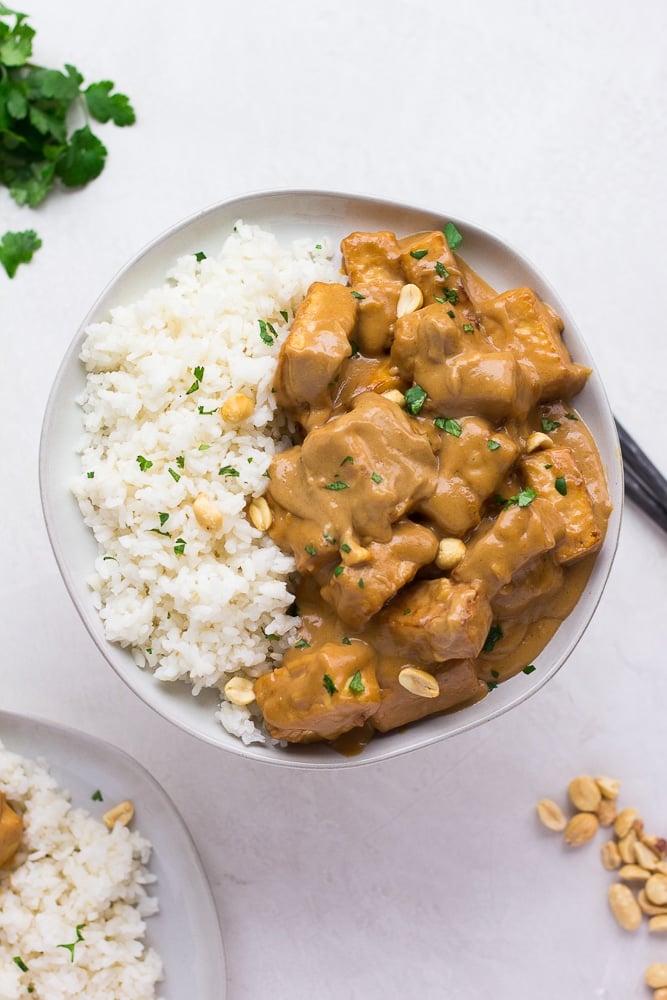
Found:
[73,222,341,743]
[0,741,162,999]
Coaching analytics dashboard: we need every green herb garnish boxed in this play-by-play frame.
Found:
[86,470,94,478]
[342,636,352,645]
[158,512,169,526]
[258,319,274,344]
[349,670,365,694]
[305,544,317,556]
[522,664,536,674]
[295,638,310,649]
[13,956,28,972]
[541,417,561,433]
[462,323,475,332]
[57,924,86,963]
[487,439,500,451]
[136,455,152,472]
[444,221,463,250]
[404,384,427,415]
[370,472,383,483]
[194,251,206,262]
[350,290,365,300]
[503,487,537,509]
[434,417,462,437]
[340,542,351,553]
[555,476,568,496]
[176,455,185,469]
[219,465,240,477]
[198,405,218,415]
[434,260,449,279]
[483,623,504,652]
[341,455,354,465]
[0,229,41,277]
[91,789,103,801]
[325,481,349,490]
[333,565,344,577]
[168,467,180,482]
[410,248,428,259]
[173,537,186,555]
[323,673,337,695]
[280,310,289,322]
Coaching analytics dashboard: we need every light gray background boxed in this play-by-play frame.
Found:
[2,2,666,997]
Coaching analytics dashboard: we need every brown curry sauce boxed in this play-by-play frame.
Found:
[252,228,611,748]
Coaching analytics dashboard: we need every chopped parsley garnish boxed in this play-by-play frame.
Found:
[443,287,459,304]
[350,290,365,300]
[58,924,86,963]
[358,578,365,589]
[555,476,568,496]
[323,674,337,695]
[491,669,500,679]
[342,636,352,645]
[404,384,427,415]
[91,789,103,801]
[176,455,185,469]
[263,631,280,642]
[323,532,337,545]
[325,481,349,490]
[305,544,317,556]
[158,512,169,526]
[434,416,462,437]
[447,309,456,319]
[349,340,360,358]
[333,565,344,577]
[340,542,351,553]
[258,319,274,344]
[541,417,561,433]
[444,221,463,251]
[503,487,537,509]
[198,405,218,415]
[315,243,322,250]
[434,260,449,279]
[149,527,170,536]
[410,248,428,259]
[349,671,365,694]
[280,310,289,322]
[486,680,498,691]
[463,323,475,332]
[544,463,553,469]
[341,455,354,465]
[565,412,578,420]
[198,443,210,451]
[194,251,207,262]
[13,956,28,972]
[185,376,200,394]
[219,465,240,477]
[487,439,500,451]
[370,472,383,483]
[173,537,186,555]
[483,623,504,652]
[0,229,41,277]
[136,455,152,471]
[523,664,536,674]
[194,365,204,382]
[403,608,411,615]
[168,467,181,482]
[86,470,94,478]
[295,638,311,649]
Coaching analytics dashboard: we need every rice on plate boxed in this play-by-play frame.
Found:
[73,222,340,744]
[0,740,162,999]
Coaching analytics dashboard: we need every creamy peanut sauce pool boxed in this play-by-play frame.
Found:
[252,227,611,748]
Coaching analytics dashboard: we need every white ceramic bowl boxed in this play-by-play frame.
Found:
[39,189,623,768]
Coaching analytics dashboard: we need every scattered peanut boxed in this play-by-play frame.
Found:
[600,840,622,871]
[597,798,617,827]
[618,829,638,864]
[644,836,667,860]
[608,882,642,931]
[221,392,254,423]
[340,536,371,566]
[646,874,667,907]
[564,812,599,847]
[193,492,223,533]
[435,537,466,572]
[398,666,440,699]
[103,800,134,829]
[654,989,667,1000]
[595,776,620,800]
[224,675,255,707]
[614,808,638,839]
[396,282,424,318]
[525,431,553,453]
[381,389,406,406]
[648,915,667,934]
[646,964,667,989]
[639,890,667,917]
[634,840,660,871]
[568,775,602,813]
[248,496,272,531]
[618,864,650,883]
[537,798,567,833]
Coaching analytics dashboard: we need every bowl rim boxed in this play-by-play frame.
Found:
[38,186,624,768]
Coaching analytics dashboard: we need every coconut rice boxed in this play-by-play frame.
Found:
[0,740,162,999]
[73,221,341,743]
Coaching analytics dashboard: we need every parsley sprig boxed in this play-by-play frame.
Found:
[0,6,135,277]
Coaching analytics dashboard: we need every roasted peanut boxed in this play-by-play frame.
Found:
[645,874,667,907]
[340,536,371,566]
[193,492,223,532]
[618,829,638,864]
[435,538,466,572]
[537,799,567,833]
[525,432,553,453]
[618,864,650,883]
[396,283,423,318]
[248,497,272,531]
[597,798,617,827]
[614,808,639,839]
[381,389,406,406]
[644,836,667,860]
[595,775,620,800]
[103,800,134,829]
[221,392,254,423]
[608,882,642,931]
[646,964,667,989]
[648,916,667,934]
[563,812,599,847]
[634,840,660,871]
[224,675,255,707]
[600,840,622,870]
[568,775,602,812]
[654,988,667,1000]
[398,667,440,699]
[638,889,667,917]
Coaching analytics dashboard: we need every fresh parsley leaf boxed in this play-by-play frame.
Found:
[91,789,103,801]
[55,125,107,187]
[404,384,427,415]
[295,638,310,649]
[219,465,240,477]
[0,228,41,277]
[434,260,449,279]
[522,664,536,674]
[349,670,365,694]
[463,323,475,332]
[541,417,561,433]
[370,472,383,483]
[325,481,349,490]
[487,439,500,451]
[194,250,207,262]
[168,467,181,482]
[483,623,504,652]
[410,248,428,259]
[554,476,568,496]
[434,417,462,437]
[136,455,152,472]
[84,80,136,126]
[333,565,344,577]
[57,924,85,963]
[304,544,317,556]
[158,512,169,526]
[12,956,28,972]
[503,487,537,509]
[173,537,186,555]
[322,673,337,695]
[444,221,463,251]
[258,319,274,344]
[350,290,365,300]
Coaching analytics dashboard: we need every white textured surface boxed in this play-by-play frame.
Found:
[2,1,666,997]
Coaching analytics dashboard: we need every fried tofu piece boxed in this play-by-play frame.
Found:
[319,520,438,629]
[453,498,566,597]
[398,230,473,309]
[341,231,405,355]
[273,281,357,430]
[371,658,487,733]
[480,287,590,401]
[380,577,493,662]
[0,791,23,867]
[254,641,381,743]
[418,416,519,536]
[520,447,603,564]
